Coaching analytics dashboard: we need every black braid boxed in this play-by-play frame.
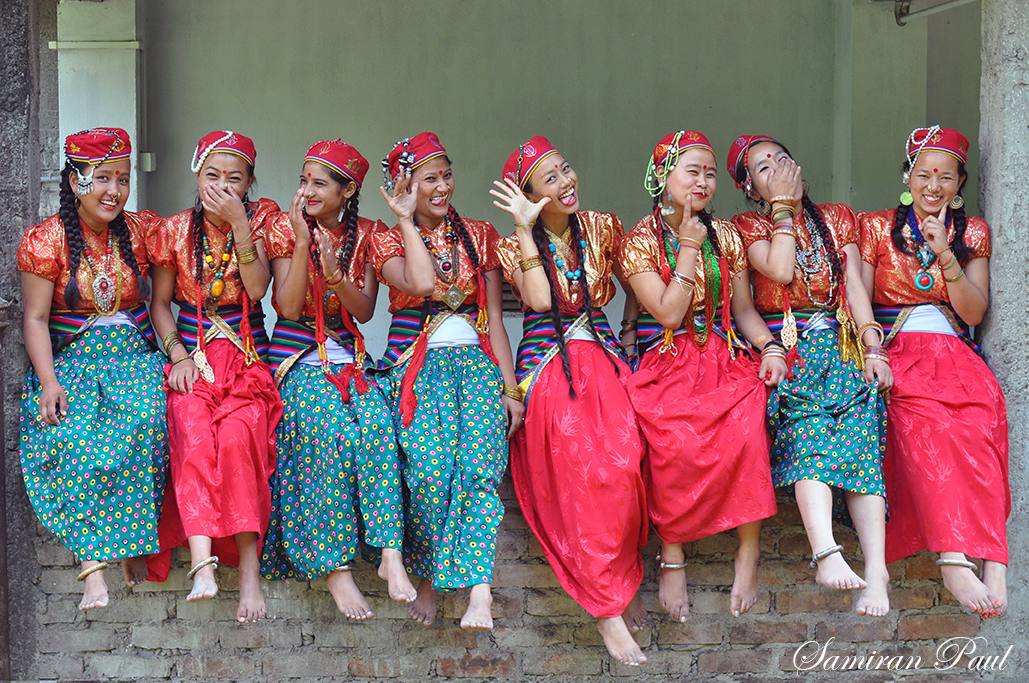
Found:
[192,194,205,288]
[303,210,323,277]
[570,213,621,377]
[447,206,481,271]
[339,190,361,275]
[531,218,576,397]
[950,202,971,266]
[59,163,87,308]
[697,210,721,256]
[110,210,149,300]
[801,195,844,296]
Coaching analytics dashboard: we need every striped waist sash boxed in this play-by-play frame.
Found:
[515,309,623,402]
[268,317,355,384]
[872,302,981,355]
[173,300,270,362]
[636,308,747,356]
[380,302,480,369]
[48,304,157,353]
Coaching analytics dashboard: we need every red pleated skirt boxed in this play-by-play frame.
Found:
[510,340,647,619]
[628,333,776,543]
[883,332,1009,565]
[147,340,283,581]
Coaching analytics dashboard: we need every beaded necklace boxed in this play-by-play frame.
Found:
[906,208,947,291]
[659,217,719,346]
[202,225,235,306]
[794,205,836,307]
[81,225,122,315]
[544,226,586,296]
[419,216,465,310]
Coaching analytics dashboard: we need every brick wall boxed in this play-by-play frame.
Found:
[29,483,997,682]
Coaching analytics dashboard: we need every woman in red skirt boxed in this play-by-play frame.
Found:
[621,131,784,622]
[147,131,282,623]
[859,127,1008,617]
[492,136,648,666]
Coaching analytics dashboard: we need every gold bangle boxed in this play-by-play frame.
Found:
[678,237,703,250]
[939,253,958,271]
[77,561,109,581]
[520,256,543,272]
[514,222,533,230]
[857,321,885,348]
[172,355,194,366]
[771,228,797,240]
[325,267,343,284]
[945,268,965,283]
[236,244,258,264]
[162,330,184,351]
[770,195,795,205]
[502,384,524,402]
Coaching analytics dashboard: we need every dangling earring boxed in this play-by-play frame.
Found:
[801,179,810,196]
[899,187,913,206]
[949,194,964,210]
[337,206,346,223]
[194,194,203,212]
[660,190,674,216]
[756,199,771,217]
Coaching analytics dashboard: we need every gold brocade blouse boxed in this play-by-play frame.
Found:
[859,208,991,306]
[620,214,747,313]
[732,202,858,314]
[18,210,160,312]
[263,211,384,319]
[146,197,279,307]
[497,210,622,310]
[370,217,501,313]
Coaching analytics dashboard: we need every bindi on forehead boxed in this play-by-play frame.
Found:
[933,168,938,173]
[767,154,772,158]
[115,170,120,175]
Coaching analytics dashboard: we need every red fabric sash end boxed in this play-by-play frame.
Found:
[399,327,429,427]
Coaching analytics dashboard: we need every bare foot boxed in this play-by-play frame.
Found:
[186,565,218,602]
[408,577,438,626]
[982,561,1007,617]
[855,567,890,617]
[237,565,266,623]
[731,544,760,617]
[122,556,149,587]
[940,562,994,616]
[460,584,493,631]
[326,568,373,620]
[598,616,646,666]
[659,565,689,623]
[815,552,866,590]
[79,565,109,611]
[378,549,417,603]
[621,592,647,633]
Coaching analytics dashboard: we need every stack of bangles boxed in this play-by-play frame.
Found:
[619,318,637,348]
[761,339,787,361]
[678,236,703,251]
[769,195,798,239]
[502,384,524,402]
[670,270,696,292]
[520,255,542,272]
[236,242,258,265]
[936,247,965,282]
[163,330,186,358]
[325,267,347,291]
[857,321,890,364]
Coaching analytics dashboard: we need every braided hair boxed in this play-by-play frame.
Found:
[321,168,362,275]
[891,160,972,266]
[59,161,147,307]
[528,185,619,397]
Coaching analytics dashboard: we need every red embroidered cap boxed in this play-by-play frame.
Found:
[907,127,969,165]
[502,135,560,189]
[653,130,713,168]
[726,134,780,188]
[65,128,131,166]
[191,131,257,172]
[385,131,448,182]
[306,139,369,185]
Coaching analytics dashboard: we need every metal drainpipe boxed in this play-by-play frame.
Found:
[895,0,980,26]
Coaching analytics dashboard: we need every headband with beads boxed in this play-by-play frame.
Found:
[67,128,124,197]
[381,138,415,192]
[903,125,942,185]
[644,130,685,198]
[190,131,235,174]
